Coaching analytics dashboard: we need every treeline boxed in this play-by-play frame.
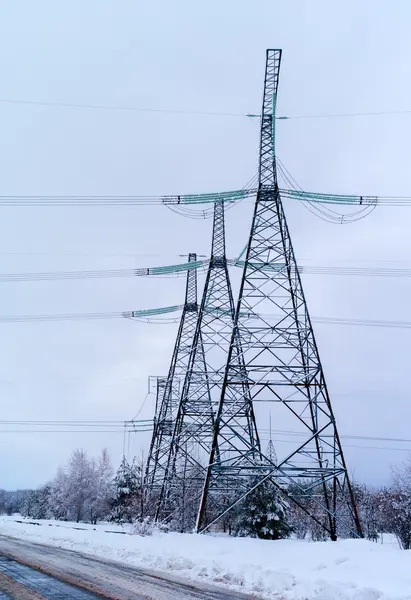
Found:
[0,489,30,515]
[4,449,411,547]
[20,449,145,525]
[287,456,411,549]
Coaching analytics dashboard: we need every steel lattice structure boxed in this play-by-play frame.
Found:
[145,253,199,494]
[156,201,259,527]
[196,50,362,540]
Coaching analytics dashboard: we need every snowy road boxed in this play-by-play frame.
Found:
[0,556,100,599]
[0,535,257,600]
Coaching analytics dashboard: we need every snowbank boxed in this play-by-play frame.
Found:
[0,516,410,599]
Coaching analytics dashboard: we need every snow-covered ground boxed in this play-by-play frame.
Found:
[0,516,410,600]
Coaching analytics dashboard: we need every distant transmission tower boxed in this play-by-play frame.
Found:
[266,412,277,464]
[145,253,199,494]
[156,201,259,527]
[197,49,362,540]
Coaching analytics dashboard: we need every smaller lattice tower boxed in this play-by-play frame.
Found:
[144,253,199,496]
[156,201,260,528]
[266,412,277,464]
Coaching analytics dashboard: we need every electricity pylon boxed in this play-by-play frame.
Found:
[266,412,277,464]
[196,49,362,540]
[156,201,260,527]
[145,253,199,493]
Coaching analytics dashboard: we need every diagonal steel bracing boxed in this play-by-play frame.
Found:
[196,49,362,540]
[145,253,199,494]
[156,202,260,527]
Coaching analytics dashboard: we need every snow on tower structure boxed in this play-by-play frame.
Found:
[196,50,362,540]
[145,253,199,494]
[156,201,260,528]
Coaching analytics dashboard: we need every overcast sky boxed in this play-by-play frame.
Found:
[0,0,410,489]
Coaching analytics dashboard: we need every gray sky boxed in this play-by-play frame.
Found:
[0,0,410,489]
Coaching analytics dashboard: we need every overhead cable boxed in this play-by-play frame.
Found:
[2,261,411,284]
[0,185,410,208]
[2,95,411,121]
[0,309,410,329]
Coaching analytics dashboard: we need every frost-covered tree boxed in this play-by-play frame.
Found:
[0,489,30,516]
[66,449,97,522]
[393,455,411,492]
[167,462,205,532]
[43,448,116,523]
[48,450,96,522]
[287,480,329,541]
[234,477,292,540]
[22,485,52,520]
[90,448,114,524]
[376,487,411,549]
[379,458,411,549]
[352,483,379,542]
[388,491,411,549]
[110,457,143,524]
[48,466,71,520]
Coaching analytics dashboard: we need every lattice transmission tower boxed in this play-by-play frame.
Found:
[156,201,260,528]
[145,253,200,496]
[196,49,362,540]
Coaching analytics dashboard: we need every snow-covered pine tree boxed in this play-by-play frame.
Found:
[110,456,142,524]
[234,476,292,540]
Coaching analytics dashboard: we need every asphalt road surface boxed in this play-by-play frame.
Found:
[0,556,100,599]
[0,535,258,600]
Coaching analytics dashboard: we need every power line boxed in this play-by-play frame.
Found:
[1,419,410,452]
[0,418,409,452]
[258,428,411,445]
[0,311,124,322]
[312,316,411,329]
[0,418,153,434]
[2,262,411,283]
[0,429,152,433]
[0,268,137,282]
[0,97,254,118]
[0,251,165,257]
[299,265,411,278]
[0,429,406,451]
[0,196,182,207]
[344,444,411,452]
[0,420,151,425]
[278,109,411,120]
[259,438,411,453]
[0,305,181,322]
[0,380,149,388]
[0,189,411,208]
[0,188,254,208]
[2,95,411,122]
[0,310,411,329]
